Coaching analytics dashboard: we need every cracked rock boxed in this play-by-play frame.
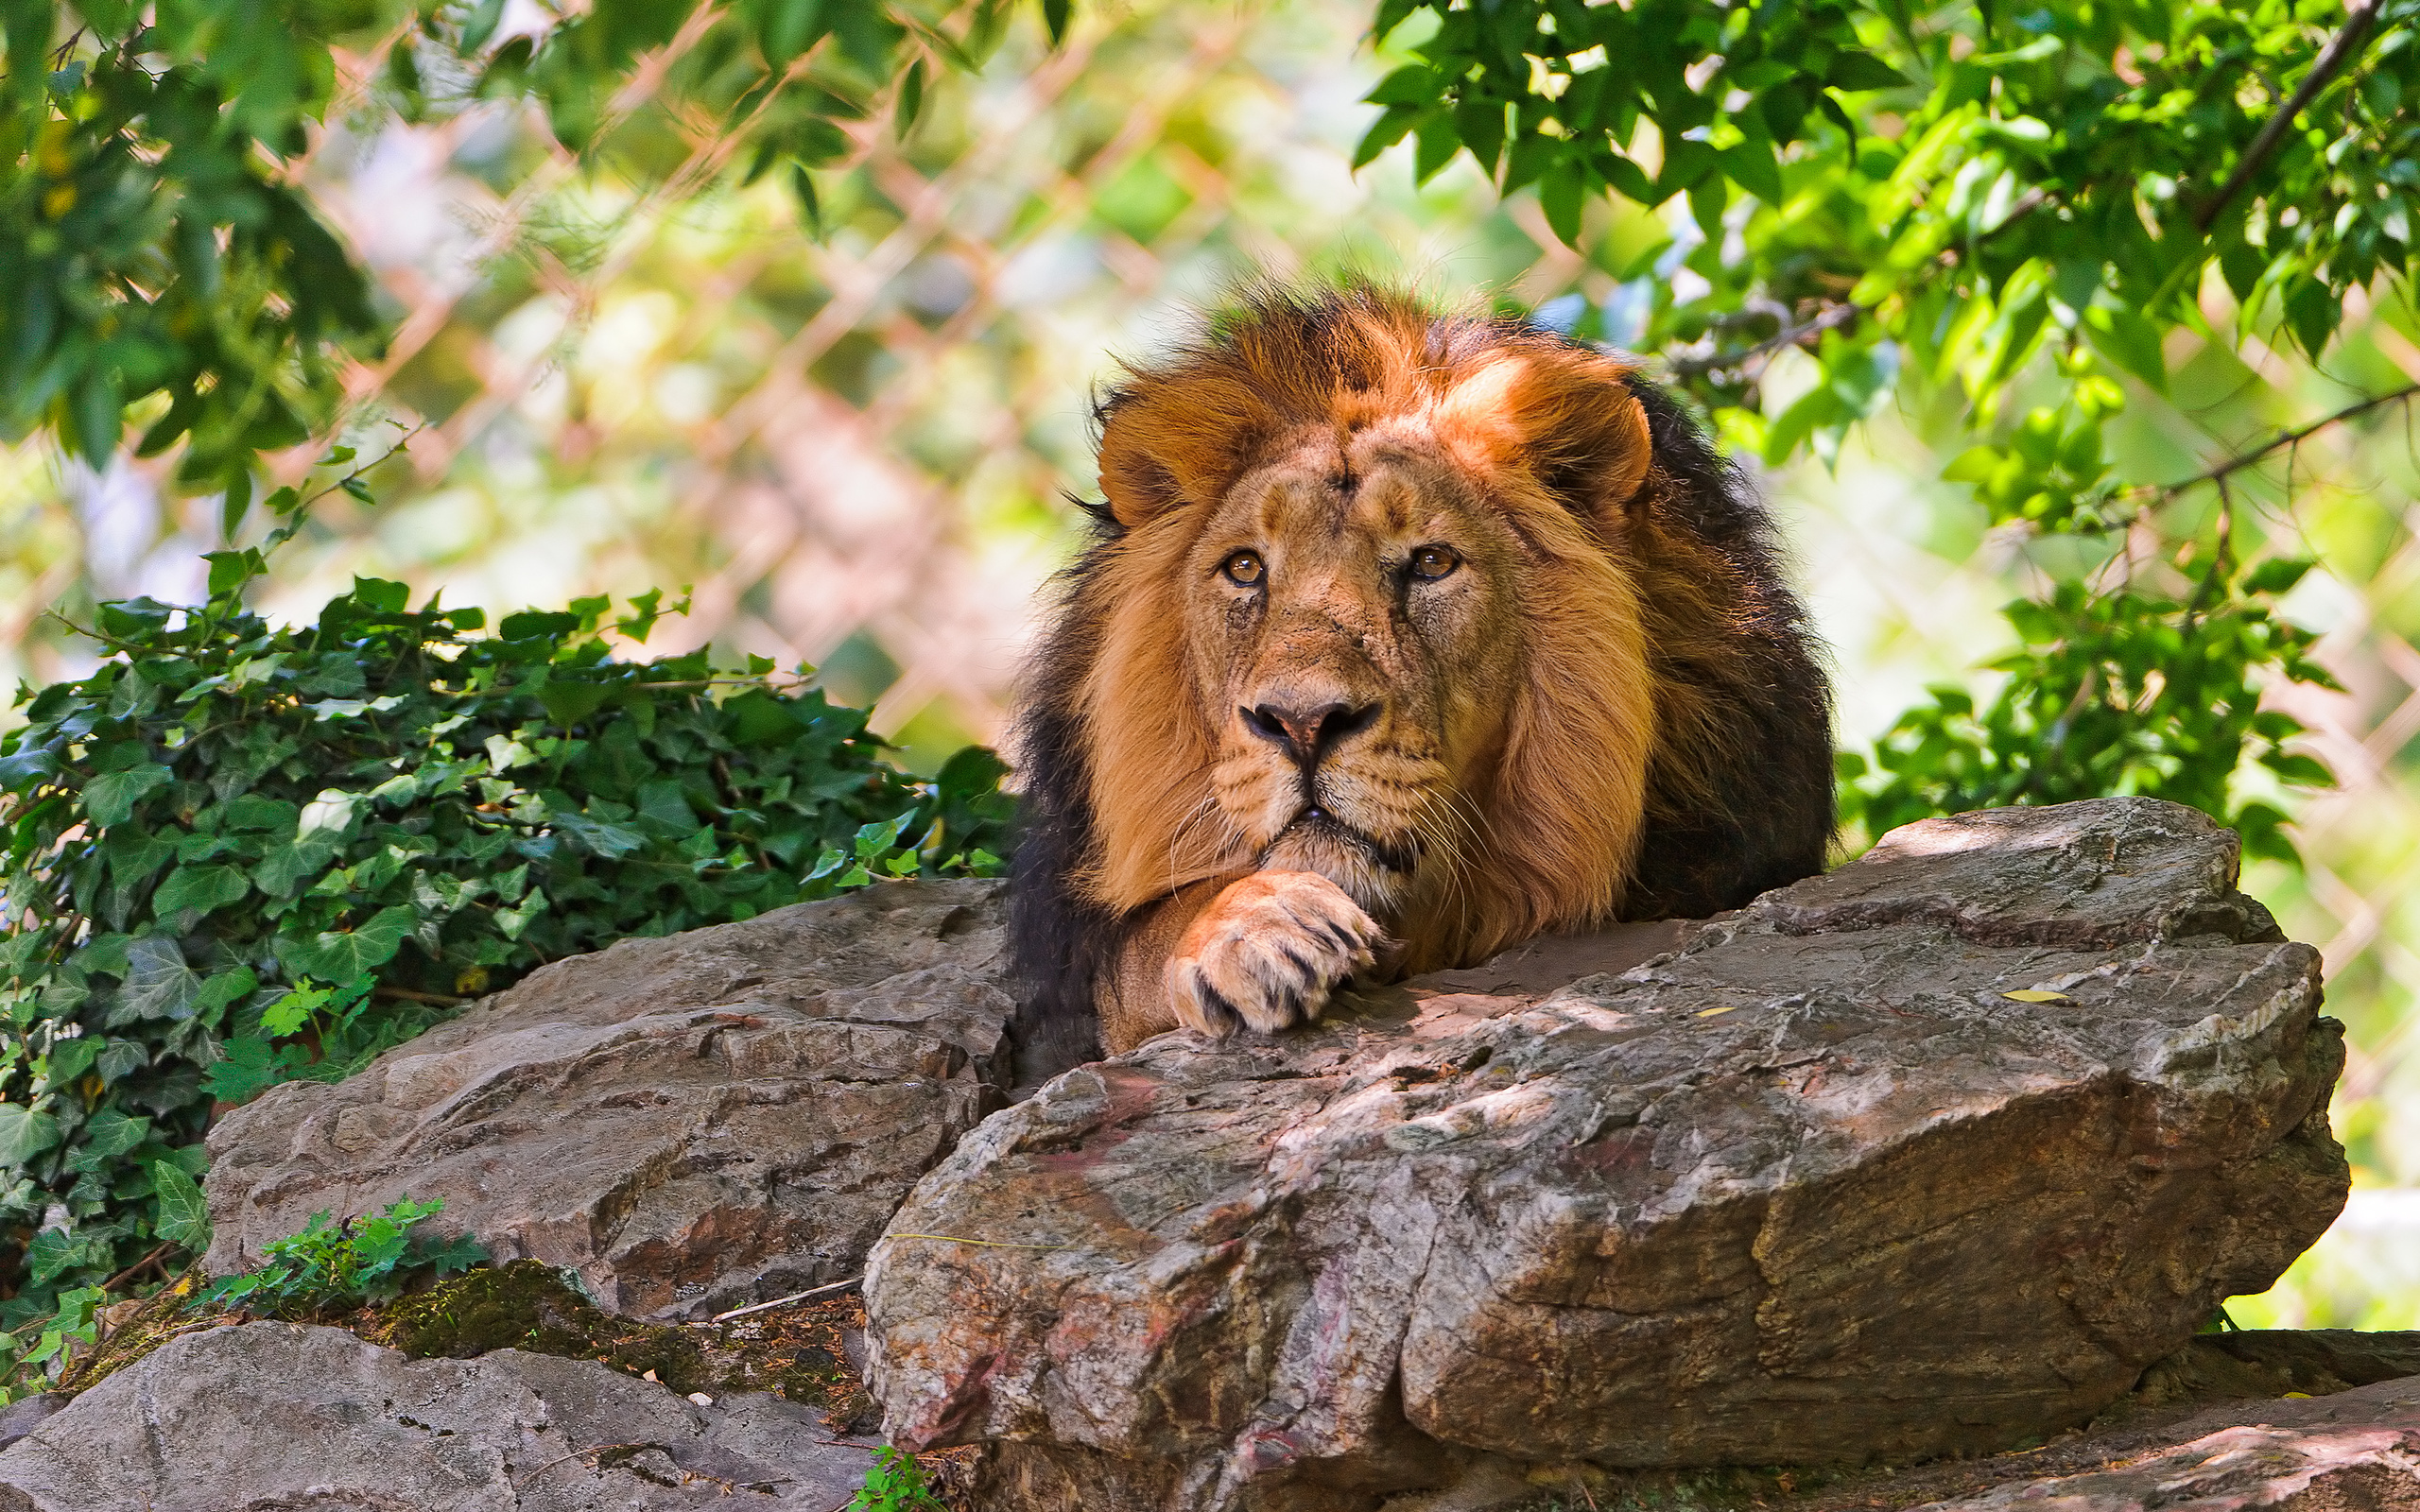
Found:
[0,1320,874,1509]
[204,880,1018,1320]
[864,799,2350,1511]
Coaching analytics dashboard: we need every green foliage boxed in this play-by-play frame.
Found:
[0,0,388,501]
[14,1281,98,1366]
[1838,561,2340,862]
[1,0,1063,512]
[1368,0,2419,850]
[850,1446,950,1512]
[0,529,1012,1327]
[202,1196,485,1316]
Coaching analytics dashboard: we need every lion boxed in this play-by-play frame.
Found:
[1009,282,1835,1055]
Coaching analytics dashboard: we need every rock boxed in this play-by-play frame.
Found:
[1910,1374,2420,1512]
[0,1398,64,1455]
[865,798,2349,1511]
[205,879,1018,1319]
[0,1320,875,1509]
[2130,1330,2420,1413]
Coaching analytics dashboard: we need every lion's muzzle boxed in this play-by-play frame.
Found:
[1238,698,1381,768]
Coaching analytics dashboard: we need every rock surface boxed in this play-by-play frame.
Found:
[0,1320,875,1509]
[205,879,1017,1319]
[1912,1373,2420,1512]
[866,798,2350,1510]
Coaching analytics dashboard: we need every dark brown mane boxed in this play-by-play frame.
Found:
[1008,281,1834,1058]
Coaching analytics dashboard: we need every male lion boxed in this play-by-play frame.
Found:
[1011,282,1834,1055]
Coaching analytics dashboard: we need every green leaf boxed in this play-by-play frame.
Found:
[553,810,648,858]
[204,1036,311,1106]
[1366,64,1439,107]
[410,1229,490,1277]
[77,1109,150,1161]
[538,680,614,726]
[152,864,251,920]
[259,981,335,1038]
[460,0,506,50]
[280,905,418,983]
[84,764,173,828]
[150,1160,212,1250]
[0,1105,61,1168]
[1942,446,2001,483]
[1539,162,1585,249]
[112,935,202,1023]
[2081,305,2167,393]
[2239,558,2314,595]
[1824,51,1909,92]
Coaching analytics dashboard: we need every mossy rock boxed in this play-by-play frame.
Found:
[374,1263,710,1393]
[362,1262,868,1420]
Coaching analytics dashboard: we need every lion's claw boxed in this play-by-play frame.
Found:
[1166,870,1386,1037]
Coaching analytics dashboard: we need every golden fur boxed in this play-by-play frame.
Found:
[1009,282,1834,1054]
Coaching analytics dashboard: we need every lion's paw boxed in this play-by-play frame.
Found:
[1166,870,1386,1037]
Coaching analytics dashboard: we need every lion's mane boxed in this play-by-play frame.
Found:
[1008,282,1834,1051]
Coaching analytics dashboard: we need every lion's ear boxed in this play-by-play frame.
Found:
[1097,373,1280,527]
[1436,351,1653,527]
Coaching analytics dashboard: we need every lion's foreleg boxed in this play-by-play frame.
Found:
[1098,871,1388,1053]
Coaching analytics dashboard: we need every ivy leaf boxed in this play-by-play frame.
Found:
[150,1160,212,1250]
[255,835,340,900]
[0,1105,62,1168]
[76,1109,152,1162]
[552,810,648,859]
[47,1036,103,1086]
[112,935,203,1024]
[152,864,251,920]
[84,764,172,827]
[279,905,418,983]
[203,1036,304,1106]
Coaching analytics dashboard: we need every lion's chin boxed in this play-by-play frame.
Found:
[1258,814,1416,917]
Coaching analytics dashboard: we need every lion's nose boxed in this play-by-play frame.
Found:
[1240,700,1380,766]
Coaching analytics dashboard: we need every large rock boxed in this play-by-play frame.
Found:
[1912,1374,2420,1512]
[866,798,2350,1510]
[0,1320,874,1508]
[205,879,1018,1319]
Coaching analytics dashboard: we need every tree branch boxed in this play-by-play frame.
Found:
[2152,379,2420,498]
[1666,301,1861,381]
[2196,1,2381,232]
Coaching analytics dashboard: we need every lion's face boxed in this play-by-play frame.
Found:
[1184,429,1525,920]
[1068,299,1668,971]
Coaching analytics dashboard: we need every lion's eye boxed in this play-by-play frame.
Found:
[1222,549,1266,587]
[1409,545,1461,581]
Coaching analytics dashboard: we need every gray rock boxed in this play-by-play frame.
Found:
[0,1398,63,1455]
[205,879,1016,1319]
[1911,1373,2420,1512]
[0,1320,873,1509]
[866,799,2349,1511]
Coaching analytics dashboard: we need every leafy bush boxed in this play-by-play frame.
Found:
[850,1446,951,1511]
[0,541,1013,1330]
[203,1196,484,1317]
[1838,562,2340,863]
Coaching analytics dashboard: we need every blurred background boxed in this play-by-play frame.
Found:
[0,0,2413,1325]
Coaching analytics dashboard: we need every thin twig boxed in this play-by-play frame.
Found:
[1666,301,1861,381]
[2141,380,2420,500]
[372,987,468,1008]
[100,1243,176,1295]
[2197,1,2382,232]
[703,1276,862,1324]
